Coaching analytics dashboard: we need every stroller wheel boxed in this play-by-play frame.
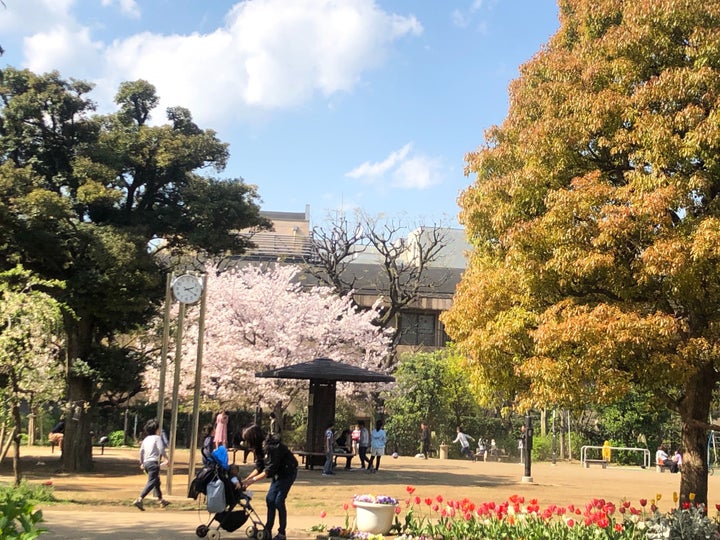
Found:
[196,525,209,538]
[245,526,257,539]
[256,529,271,540]
[207,530,220,540]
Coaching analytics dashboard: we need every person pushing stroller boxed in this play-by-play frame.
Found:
[242,428,298,540]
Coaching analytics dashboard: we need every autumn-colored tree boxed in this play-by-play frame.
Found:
[144,264,393,413]
[442,0,720,504]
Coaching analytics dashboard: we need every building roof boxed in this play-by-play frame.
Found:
[255,357,395,383]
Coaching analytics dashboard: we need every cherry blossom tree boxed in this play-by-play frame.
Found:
[145,264,393,411]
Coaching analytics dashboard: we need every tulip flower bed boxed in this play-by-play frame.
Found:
[315,486,720,540]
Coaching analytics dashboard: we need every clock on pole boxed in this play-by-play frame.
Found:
[171,273,203,304]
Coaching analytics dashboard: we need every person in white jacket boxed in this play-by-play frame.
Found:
[453,426,476,462]
[133,419,170,510]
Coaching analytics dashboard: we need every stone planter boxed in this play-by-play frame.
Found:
[354,501,396,534]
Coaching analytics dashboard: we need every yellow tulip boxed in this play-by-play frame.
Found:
[673,492,678,503]
[690,493,696,501]
[656,493,662,501]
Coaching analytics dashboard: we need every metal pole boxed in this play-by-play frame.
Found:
[188,274,208,489]
[553,409,557,465]
[157,273,173,434]
[166,302,185,496]
[522,413,534,483]
[567,410,572,461]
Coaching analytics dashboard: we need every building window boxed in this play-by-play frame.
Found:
[399,312,438,346]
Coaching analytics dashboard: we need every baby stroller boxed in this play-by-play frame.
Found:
[189,447,269,540]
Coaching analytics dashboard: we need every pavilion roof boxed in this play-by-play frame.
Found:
[255,357,395,383]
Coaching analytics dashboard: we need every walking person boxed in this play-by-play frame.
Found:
[358,420,370,470]
[453,426,476,462]
[201,423,214,466]
[367,420,386,472]
[420,421,431,459]
[322,420,335,476]
[242,430,298,540]
[133,419,170,510]
[214,410,229,449]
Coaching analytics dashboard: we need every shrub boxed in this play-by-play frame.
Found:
[0,488,46,539]
[108,430,126,447]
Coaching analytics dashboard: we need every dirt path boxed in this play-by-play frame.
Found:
[1,446,711,540]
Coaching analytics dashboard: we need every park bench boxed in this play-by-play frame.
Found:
[485,449,509,462]
[51,436,108,454]
[583,459,608,469]
[293,450,357,470]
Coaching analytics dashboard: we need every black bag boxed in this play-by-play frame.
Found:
[188,466,216,499]
[216,510,249,532]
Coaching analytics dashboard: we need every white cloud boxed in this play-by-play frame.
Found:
[0,0,75,36]
[346,143,412,179]
[392,155,443,189]
[451,0,489,29]
[450,9,469,28]
[345,143,443,190]
[101,0,141,19]
[24,27,105,78]
[16,0,423,126]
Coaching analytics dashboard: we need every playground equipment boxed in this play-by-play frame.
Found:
[580,445,651,469]
[708,431,720,475]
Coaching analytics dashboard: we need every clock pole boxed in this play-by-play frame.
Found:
[166,301,185,495]
[156,272,173,435]
[187,273,208,487]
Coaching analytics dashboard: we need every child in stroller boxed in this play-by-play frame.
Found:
[189,446,269,540]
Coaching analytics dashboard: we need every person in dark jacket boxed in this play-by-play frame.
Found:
[242,432,298,540]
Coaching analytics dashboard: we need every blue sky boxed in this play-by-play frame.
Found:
[0,0,560,227]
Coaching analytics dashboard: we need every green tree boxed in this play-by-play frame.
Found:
[0,265,64,485]
[0,69,270,470]
[595,390,679,459]
[442,0,720,504]
[384,350,481,456]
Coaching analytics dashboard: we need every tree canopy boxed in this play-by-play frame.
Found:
[0,68,269,470]
[442,0,720,504]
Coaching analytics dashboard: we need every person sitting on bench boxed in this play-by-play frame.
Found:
[335,428,354,470]
[656,444,678,472]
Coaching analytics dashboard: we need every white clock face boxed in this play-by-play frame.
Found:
[172,274,203,304]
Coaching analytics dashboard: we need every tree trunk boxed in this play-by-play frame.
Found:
[61,314,95,472]
[678,361,717,507]
[61,375,95,472]
[11,401,22,486]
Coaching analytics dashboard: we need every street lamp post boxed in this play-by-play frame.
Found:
[552,409,557,465]
[522,413,534,483]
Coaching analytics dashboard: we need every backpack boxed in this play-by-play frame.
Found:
[187,465,216,500]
